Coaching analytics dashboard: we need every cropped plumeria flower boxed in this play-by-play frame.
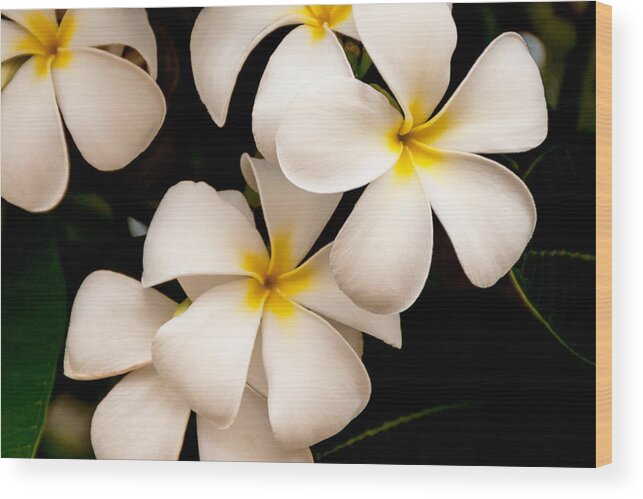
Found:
[142,156,401,449]
[1,9,166,213]
[65,268,311,461]
[274,4,547,314]
[192,4,367,165]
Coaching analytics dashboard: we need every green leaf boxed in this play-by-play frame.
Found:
[2,216,68,457]
[511,250,596,366]
[315,402,472,461]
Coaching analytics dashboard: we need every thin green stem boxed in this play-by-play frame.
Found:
[315,402,473,461]
[509,270,596,367]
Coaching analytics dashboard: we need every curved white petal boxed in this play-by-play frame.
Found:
[413,32,548,154]
[91,365,190,460]
[197,387,313,462]
[281,244,401,347]
[64,271,176,381]
[276,76,403,193]
[152,279,264,428]
[262,298,371,449]
[353,2,456,127]
[241,154,341,274]
[51,47,165,171]
[191,6,303,127]
[142,181,268,288]
[247,331,268,397]
[326,319,364,358]
[2,19,39,61]
[331,158,433,314]
[64,8,158,79]
[219,189,255,225]
[413,147,536,288]
[2,10,57,37]
[252,24,352,165]
[1,57,69,213]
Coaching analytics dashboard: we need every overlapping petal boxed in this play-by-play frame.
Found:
[262,297,371,449]
[152,279,265,428]
[241,154,341,274]
[142,181,268,288]
[410,32,547,154]
[91,365,190,460]
[64,8,158,79]
[2,10,57,37]
[280,244,402,347]
[64,271,176,380]
[252,24,352,165]
[1,18,39,61]
[331,160,433,314]
[219,189,255,225]
[197,387,313,462]
[1,56,68,212]
[412,145,536,288]
[353,2,456,128]
[51,47,165,171]
[191,6,303,126]
[276,76,403,193]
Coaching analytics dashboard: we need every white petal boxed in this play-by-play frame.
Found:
[252,24,352,165]
[262,298,371,448]
[219,189,255,225]
[241,154,341,273]
[353,3,456,127]
[191,6,303,127]
[413,147,536,288]
[280,244,401,347]
[152,279,264,428]
[91,365,190,460]
[2,19,39,61]
[64,8,158,79]
[331,158,433,314]
[142,181,268,288]
[412,32,548,154]
[276,76,403,193]
[197,387,313,462]
[1,57,68,213]
[326,319,364,358]
[2,10,57,35]
[64,271,176,380]
[247,330,268,397]
[51,47,165,171]
[176,189,256,301]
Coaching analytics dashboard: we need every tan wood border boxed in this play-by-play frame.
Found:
[596,1,612,468]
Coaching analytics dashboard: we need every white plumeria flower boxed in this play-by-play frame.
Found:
[274,4,548,314]
[1,9,166,213]
[191,4,361,165]
[142,155,401,449]
[65,269,312,462]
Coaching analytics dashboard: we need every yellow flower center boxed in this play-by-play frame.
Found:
[300,5,352,40]
[241,233,314,321]
[15,11,76,77]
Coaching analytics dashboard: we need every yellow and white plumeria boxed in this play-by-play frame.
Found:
[1,9,166,212]
[191,5,362,166]
[274,3,548,314]
[141,155,401,449]
[64,269,312,462]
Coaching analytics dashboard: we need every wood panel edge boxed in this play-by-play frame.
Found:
[595,1,612,468]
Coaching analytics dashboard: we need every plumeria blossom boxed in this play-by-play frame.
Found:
[142,156,401,449]
[1,9,166,213]
[191,4,362,165]
[274,4,547,314]
[64,267,312,462]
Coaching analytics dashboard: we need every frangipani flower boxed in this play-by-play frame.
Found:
[191,4,361,165]
[1,9,166,213]
[64,269,312,462]
[275,4,547,314]
[142,155,401,449]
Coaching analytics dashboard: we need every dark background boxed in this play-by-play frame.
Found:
[2,3,597,466]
